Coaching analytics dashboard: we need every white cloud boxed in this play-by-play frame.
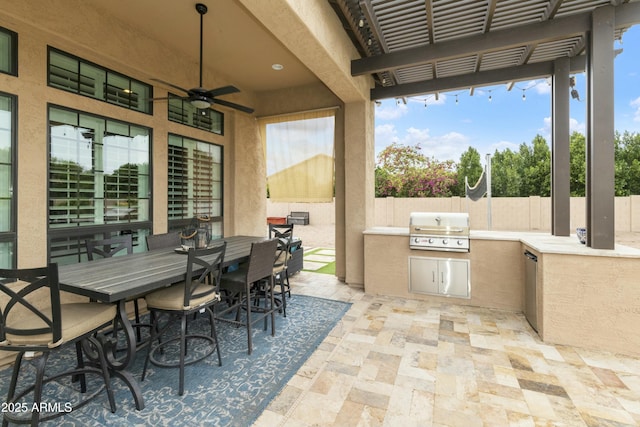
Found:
[374,124,471,162]
[375,103,408,120]
[540,116,585,140]
[631,96,640,122]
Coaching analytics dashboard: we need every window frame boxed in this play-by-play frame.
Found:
[0,91,17,268]
[47,46,153,115]
[0,26,18,77]
[47,104,153,264]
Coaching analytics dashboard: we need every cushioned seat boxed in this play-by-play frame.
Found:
[1,264,117,426]
[5,302,116,347]
[142,243,226,396]
[144,281,221,311]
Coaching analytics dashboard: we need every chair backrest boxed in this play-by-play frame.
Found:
[0,264,62,351]
[86,234,133,260]
[246,238,279,284]
[269,224,293,268]
[146,232,181,250]
[184,242,226,307]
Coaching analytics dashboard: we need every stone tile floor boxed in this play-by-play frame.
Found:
[254,271,640,427]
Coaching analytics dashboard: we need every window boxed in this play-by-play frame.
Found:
[168,94,223,134]
[0,93,16,268]
[48,47,152,114]
[0,26,17,76]
[168,134,222,238]
[48,105,152,264]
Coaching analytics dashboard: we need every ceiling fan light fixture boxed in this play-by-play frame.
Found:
[191,97,211,109]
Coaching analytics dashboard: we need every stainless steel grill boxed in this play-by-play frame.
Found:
[409,212,470,252]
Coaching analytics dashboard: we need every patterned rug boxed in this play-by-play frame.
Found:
[0,295,351,426]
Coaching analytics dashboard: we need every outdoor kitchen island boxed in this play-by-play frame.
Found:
[363,227,640,357]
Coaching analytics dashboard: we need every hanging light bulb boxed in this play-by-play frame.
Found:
[358,15,365,27]
[488,91,492,102]
[367,37,372,46]
[522,89,526,101]
[455,94,459,105]
[424,99,427,108]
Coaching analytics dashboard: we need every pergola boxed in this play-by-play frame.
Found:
[332,0,640,249]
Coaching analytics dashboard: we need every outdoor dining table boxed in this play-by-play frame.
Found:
[57,235,265,410]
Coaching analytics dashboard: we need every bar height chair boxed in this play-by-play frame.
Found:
[216,238,278,354]
[0,264,117,427]
[141,242,226,396]
[146,232,181,251]
[269,223,294,316]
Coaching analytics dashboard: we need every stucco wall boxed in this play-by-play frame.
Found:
[268,196,640,233]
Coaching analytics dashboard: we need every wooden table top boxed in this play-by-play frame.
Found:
[58,235,266,303]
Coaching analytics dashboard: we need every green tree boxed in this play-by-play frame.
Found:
[455,147,483,197]
[519,135,551,196]
[569,131,586,196]
[615,131,640,196]
[491,148,522,197]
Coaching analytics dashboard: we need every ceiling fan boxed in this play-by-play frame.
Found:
[151,3,254,114]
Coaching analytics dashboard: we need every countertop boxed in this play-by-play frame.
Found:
[363,226,640,258]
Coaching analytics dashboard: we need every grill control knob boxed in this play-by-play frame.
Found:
[457,240,464,246]
[442,239,448,245]
[428,238,434,243]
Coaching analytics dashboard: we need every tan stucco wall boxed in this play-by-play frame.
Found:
[374,196,640,233]
[538,252,640,356]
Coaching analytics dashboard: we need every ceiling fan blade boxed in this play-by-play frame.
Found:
[205,85,240,98]
[213,99,254,114]
[151,78,190,95]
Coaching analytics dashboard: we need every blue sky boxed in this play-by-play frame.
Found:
[374,24,640,165]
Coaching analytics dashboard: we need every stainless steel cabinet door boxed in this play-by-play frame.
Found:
[409,257,439,294]
[438,259,470,298]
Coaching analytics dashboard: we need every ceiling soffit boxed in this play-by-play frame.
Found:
[331,0,640,100]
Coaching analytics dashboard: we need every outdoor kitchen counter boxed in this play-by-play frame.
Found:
[364,227,640,357]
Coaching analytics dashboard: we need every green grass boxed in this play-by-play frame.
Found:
[303,248,336,275]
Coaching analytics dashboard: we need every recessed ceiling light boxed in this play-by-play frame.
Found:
[272,64,284,71]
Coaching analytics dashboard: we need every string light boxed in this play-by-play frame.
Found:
[488,90,492,102]
[455,94,459,105]
[522,89,526,101]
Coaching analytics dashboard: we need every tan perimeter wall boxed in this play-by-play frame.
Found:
[268,196,640,232]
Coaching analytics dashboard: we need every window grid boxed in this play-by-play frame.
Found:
[48,106,152,264]
[48,47,152,114]
[168,134,222,237]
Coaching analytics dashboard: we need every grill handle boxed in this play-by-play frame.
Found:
[413,226,466,233]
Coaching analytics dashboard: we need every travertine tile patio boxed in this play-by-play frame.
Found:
[254,271,640,427]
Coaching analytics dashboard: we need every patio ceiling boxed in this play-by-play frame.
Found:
[329,0,640,100]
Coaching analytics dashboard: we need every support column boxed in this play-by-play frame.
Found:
[586,6,615,249]
[551,57,571,236]
[344,101,375,287]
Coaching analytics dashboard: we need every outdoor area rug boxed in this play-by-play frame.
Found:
[0,295,351,427]
[302,248,336,275]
